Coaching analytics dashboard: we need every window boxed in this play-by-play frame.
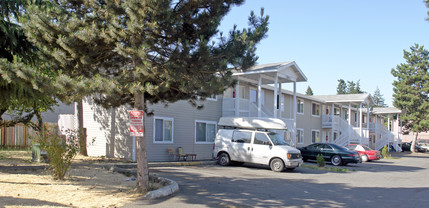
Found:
[333,132,338,141]
[195,120,217,143]
[297,99,304,114]
[312,103,320,116]
[154,117,173,143]
[354,112,358,123]
[296,129,304,144]
[232,131,252,143]
[311,130,320,143]
[254,133,271,145]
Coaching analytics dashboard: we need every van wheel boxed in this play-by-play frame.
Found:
[270,158,285,172]
[218,153,231,166]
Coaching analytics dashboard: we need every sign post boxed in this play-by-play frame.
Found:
[129,110,144,162]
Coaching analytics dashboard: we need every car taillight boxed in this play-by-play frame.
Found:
[348,154,358,157]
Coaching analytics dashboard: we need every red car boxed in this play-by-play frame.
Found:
[346,144,381,162]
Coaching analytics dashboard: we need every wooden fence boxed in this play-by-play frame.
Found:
[0,124,34,148]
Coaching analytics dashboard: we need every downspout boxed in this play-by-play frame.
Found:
[293,81,297,146]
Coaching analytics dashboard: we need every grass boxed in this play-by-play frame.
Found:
[301,163,350,172]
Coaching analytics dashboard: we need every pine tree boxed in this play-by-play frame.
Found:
[305,86,313,95]
[24,0,269,191]
[391,44,429,153]
[0,0,56,129]
[373,87,387,107]
[337,79,347,94]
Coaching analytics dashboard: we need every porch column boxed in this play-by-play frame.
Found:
[293,81,297,146]
[388,114,391,131]
[375,115,378,144]
[278,82,282,118]
[235,81,240,116]
[396,113,400,146]
[273,74,278,118]
[359,103,363,144]
[257,76,262,117]
[348,103,352,142]
[331,103,334,142]
[366,104,370,133]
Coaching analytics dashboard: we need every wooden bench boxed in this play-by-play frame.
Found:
[177,147,197,161]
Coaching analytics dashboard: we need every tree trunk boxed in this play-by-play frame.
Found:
[134,93,149,192]
[77,100,87,156]
[411,132,418,153]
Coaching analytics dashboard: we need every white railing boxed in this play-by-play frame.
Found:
[322,115,333,128]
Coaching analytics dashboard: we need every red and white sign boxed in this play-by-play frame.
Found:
[129,110,144,136]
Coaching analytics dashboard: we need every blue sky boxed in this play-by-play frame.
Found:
[218,0,429,107]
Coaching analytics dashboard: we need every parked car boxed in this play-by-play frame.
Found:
[298,143,361,166]
[213,117,303,172]
[401,142,427,153]
[346,144,381,162]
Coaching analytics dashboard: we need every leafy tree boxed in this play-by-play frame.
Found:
[305,86,313,95]
[336,79,347,94]
[0,0,56,130]
[24,0,269,192]
[373,87,387,107]
[391,44,429,153]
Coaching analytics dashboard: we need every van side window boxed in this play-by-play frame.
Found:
[254,133,271,145]
[232,131,252,143]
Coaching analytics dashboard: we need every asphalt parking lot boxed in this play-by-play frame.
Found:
[125,152,429,208]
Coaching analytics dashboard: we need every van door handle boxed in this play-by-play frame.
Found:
[248,147,253,151]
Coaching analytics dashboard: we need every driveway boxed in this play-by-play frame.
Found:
[125,152,429,207]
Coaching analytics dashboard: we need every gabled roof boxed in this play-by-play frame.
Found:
[312,94,374,106]
[372,107,402,115]
[232,61,308,84]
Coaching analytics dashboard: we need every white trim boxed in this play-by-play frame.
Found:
[311,102,321,117]
[296,128,304,144]
[311,129,320,143]
[195,120,217,144]
[153,116,174,144]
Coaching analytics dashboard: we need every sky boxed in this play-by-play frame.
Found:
[218,0,429,107]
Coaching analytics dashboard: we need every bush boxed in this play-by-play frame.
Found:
[382,145,390,158]
[316,154,325,167]
[32,127,82,180]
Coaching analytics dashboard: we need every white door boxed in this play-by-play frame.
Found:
[251,132,272,164]
[230,130,253,162]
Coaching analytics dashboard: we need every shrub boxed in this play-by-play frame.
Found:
[382,145,390,158]
[316,154,325,167]
[33,127,82,180]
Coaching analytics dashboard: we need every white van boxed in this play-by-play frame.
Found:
[213,117,303,172]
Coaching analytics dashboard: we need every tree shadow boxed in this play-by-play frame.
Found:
[0,196,71,207]
[128,167,429,207]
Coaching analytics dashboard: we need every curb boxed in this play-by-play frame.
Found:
[143,177,179,199]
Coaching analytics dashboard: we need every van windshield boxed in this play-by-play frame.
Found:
[267,132,289,146]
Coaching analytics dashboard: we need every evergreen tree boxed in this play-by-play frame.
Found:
[337,79,347,94]
[373,87,387,107]
[391,44,429,153]
[305,86,313,95]
[0,0,56,129]
[24,0,269,191]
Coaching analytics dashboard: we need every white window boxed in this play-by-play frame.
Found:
[297,99,304,114]
[195,120,217,143]
[311,130,320,143]
[354,112,358,123]
[153,117,174,143]
[312,103,320,116]
[296,129,304,144]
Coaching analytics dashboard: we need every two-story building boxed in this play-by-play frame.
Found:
[79,61,402,161]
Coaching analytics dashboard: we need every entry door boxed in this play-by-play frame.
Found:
[230,130,253,162]
[250,132,272,164]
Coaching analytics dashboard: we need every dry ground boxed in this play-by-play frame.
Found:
[0,150,143,208]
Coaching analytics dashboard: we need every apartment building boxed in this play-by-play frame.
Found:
[80,62,402,161]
